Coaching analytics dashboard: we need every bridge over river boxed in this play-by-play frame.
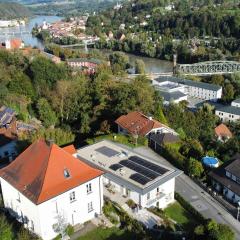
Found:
[129,60,240,79]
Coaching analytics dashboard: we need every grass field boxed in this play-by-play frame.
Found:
[164,202,199,230]
[77,227,137,240]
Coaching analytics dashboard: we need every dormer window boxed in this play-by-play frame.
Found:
[64,169,71,178]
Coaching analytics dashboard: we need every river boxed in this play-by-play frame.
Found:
[0,15,172,73]
[0,15,62,49]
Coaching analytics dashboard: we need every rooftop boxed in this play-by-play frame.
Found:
[156,76,222,91]
[158,90,187,102]
[150,133,180,145]
[0,106,15,128]
[115,111,173,136]
[216,105,240,116]
[0,139,103,204]
[67,58,102,65]
[214,123,233,138]
[76,140,182,193]
[232,98,240,104]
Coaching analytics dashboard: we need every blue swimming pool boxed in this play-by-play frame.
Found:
[202,156,219,168]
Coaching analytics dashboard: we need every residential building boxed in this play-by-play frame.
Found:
[115,111,177,137]
[215,106,240,122]
[214,123,233,142]
[231,98,240,108]
[0,139,104,240]
[42,51,61,64]
[0,106,18,160]
[67,58,103,74]
[1,39,24,50]
[209,157,240,204]
[77,140,182,209]
[149,133,180,152]
[153,76,222,102]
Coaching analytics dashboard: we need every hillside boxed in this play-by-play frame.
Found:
[0,2,32,19]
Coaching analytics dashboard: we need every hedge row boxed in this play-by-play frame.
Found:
[174,192,205,223]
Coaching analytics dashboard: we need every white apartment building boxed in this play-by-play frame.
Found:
[0,139,104,240]
[153,76,222,102]
[77,140,182,209]
[215,106,240,122]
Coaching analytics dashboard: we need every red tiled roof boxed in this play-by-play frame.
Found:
[0,139,103,204]
[62,144,76,155]
[214,123,233,138]
[115,111,168,136]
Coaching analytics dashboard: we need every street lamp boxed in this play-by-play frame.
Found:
[237,201,240,221]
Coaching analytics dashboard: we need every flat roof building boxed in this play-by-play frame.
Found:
[77,140,182,209]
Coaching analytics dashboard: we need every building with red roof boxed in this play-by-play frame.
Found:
[115,111,176,137]
[0,139,104,240]
[214,123,233,142]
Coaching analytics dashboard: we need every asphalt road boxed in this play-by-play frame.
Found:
[133,146,240,239]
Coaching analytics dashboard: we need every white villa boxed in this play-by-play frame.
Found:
[77,140,182,209]
[0,139,104,240]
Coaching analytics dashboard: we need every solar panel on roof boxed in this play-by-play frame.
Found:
[119,160,159,180]
[5,108,14,115]
[130,173,151,185]
[109,164,122,171]
[129,156,168,175]
[1,115,12,126]
[96,146,119,157]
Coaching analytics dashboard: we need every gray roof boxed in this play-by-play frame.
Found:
[158,90,186,102]
[216,106,240,116]
[225,159,240,178]
[156,76,222,92]
[150,133,180,145]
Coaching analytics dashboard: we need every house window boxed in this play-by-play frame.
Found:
[70,192,76,202]
[147,192,150,200]
[88,202,93,212]
[31,220,34,231]
[86,183,92,194]
[156,187,159,193]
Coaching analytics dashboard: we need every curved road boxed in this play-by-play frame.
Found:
[134,146,240,239]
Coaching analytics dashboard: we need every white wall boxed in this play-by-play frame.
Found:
[215,110,240,122]
[231,102,240,108]
[141,178,175,209]
[0,176,103,240]
[103,175,175,209]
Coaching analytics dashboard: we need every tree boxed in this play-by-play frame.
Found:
[0,214,13,240]
[223,83,235,103]
[186,157,204,178]
[135,59,145,74]
[37,98,58,128]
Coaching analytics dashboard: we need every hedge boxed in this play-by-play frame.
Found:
[174,192,205,223]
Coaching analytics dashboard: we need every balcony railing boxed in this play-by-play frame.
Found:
[146,193,165,206]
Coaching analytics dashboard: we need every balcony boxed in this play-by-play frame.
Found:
[146,192,165,207]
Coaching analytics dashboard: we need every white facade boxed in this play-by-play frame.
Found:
[0,176,103,240]
[231,100,240,108]
[102,176,175,209]
[152,79,222,102]
[215,109,240,122]
[117,123,177,137]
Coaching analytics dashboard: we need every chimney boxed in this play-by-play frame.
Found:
[46,139,54,146]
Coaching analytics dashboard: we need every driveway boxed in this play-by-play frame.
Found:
[133,146,240,239]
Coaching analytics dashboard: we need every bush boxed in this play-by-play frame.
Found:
[66,225,74,236]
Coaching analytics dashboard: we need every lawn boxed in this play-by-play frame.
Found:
[164,202,199,230]
[77,227,137,240]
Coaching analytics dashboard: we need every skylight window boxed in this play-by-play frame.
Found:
[64,169,71,178]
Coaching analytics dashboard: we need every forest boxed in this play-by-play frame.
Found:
[0,2,32,19]
[86,0,240,63]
